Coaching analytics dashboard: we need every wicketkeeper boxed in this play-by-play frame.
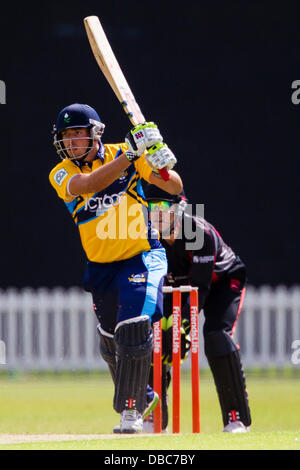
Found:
[144,184,252,433]
[49,103,183,433]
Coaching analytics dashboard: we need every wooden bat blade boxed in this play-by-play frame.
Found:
[84,15,170,181]
[84,16,145,126]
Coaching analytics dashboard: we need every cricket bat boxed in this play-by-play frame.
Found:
[83,15,170,181]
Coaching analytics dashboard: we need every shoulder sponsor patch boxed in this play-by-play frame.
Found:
[54,168,68,186]
[193,255,215,263]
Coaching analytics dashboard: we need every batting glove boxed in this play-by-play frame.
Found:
[146,143,177,177]
[125,122,163,158]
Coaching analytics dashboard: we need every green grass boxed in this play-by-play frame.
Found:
[0,371,300,450]
[2,431,300,450]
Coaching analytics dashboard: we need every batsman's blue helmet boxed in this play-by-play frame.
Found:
[52,103,105,161]
[54,103,103,132]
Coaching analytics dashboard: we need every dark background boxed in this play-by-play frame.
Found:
[0,0,299,288]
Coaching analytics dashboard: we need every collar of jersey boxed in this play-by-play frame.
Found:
[74,142,105,169]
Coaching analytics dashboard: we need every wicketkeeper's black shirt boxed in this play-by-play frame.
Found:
[161,214,245,311]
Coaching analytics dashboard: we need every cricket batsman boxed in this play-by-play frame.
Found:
[49,103,183,433]
[144,184,252,433]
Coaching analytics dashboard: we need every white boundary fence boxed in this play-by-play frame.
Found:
[0,286,300,371]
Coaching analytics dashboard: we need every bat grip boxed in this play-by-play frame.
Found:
[159,168,170,181]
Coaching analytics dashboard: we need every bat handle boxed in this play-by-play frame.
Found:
[159,168,170,181]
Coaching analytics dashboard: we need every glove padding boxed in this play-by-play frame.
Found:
[125,122,163,158]
[146,143,177,176]
[162,316,191,366]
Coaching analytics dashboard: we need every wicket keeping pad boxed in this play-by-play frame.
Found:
[204,329,251,427]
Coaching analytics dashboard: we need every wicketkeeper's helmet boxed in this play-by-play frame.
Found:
[143,183,188,208]
[143,183,188,236]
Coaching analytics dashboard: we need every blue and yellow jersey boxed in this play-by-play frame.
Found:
[49,143,161,263]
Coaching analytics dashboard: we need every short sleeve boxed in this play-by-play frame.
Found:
[49,162,80,202]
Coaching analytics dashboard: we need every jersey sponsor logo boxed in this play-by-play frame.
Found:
[54,168,68,186]
[128,273,146,283]
[84,190,125,214]
[193,255,214,263]
[118,171,129,182]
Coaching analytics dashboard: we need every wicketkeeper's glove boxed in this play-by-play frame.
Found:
[161,315,191,366]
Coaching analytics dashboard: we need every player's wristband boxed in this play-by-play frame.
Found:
[125,150,140,162]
